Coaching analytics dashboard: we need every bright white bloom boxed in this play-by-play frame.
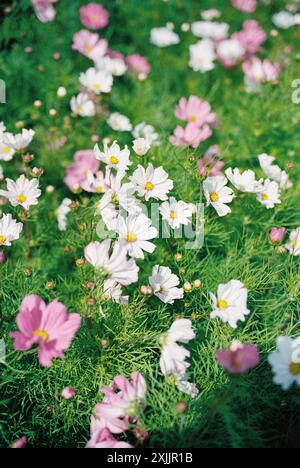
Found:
[0,213,23,246]
[84,239,139,286]
[95,56,127,76]
[107,113,132,132]
[70,93,96,117]
[0,175,41,211]
[56,198,72,231]
[130,163,173,201]
[272,12,296,29]
[94,141,131,173]
[150,265,183,304]
[225,168,262,193]
[132,123,160,146]
[189,39,216,72]
[191,21,229,40]
[2,129,35,151]
[79,67,113,94]
[132,138,151,156]
[203,176,234,217]
[81,170,108,194]
[97,171,140,216]
[103,279,129,305]
[0,141,15,161]
[216,39,245,64]
[160,197,193,229]
[256,179,281,209]
[116,213,158,259]
[201,9,221,20]
[160,319,195,375]
[268,336,300,390]
[150,27,180,47]
[258,153,292,189]
[210,280,250,329]
[285,228,300,256]
[174,374,199,398]
[100,206,120,231]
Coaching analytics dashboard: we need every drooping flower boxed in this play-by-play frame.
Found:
[0,175,41,211]
[189,39,216,73]
[149,265,183,304]
[256,179,281,209]
[61,387,76,400]
[268,336,300,390]
[86,427,133,449]
[132,138,151,156]
[56,198,72,231]
[170,123,212,148]
[84,239,139,286]
[269,227,286,244]
[285,228,300,256]
[216,341,260,374]
[10,295,81,368]
[70,93,96,117]
[150,27,180,47]
[94,140,131,173]
[203,176,234,217]
[107,113,132,132]
[160,197,193,230]
[210,280,250,329]
[0,214,23,247]
[80,3,109,30]
[175,96,216,128]
[116,213,158,259]
[79,68,113,94]
[3,129,35,151]
[72,30,108,61]
[130,163,173,201]
[225,168,262,193]
[231,0,257,13]
[258,154,292,190]
[126,54,151,76]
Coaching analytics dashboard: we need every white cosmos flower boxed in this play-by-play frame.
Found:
[81,170,108,194]
[203,175,234,217]
[150,27,180,47]
[0,175,41,211]
[56,198,72,231]
[210,279,250,329]
[107,112,132,132]
[130,163,173,201]
[97,170,140,216]
[79,67,113,94]
[256,179,281,209]
[0,141,15,161]
[174,374,199,398]
[95,56,127,76]
[160,197,193,229]
[268,336,300,390]
[3,129,35,151]
[84,239,139,286]
[225,168,263,193]
[258,154,292,190]
[149,265,183,304]
[103,279,129,305]
[285,228,300,256]
[116,213,158,259]
[0,213,23,246]
[189,39,216,72]
[132,138,151,156]
[272,12,296,29]
[70,93,96,117]
[191,21,229,40]
[94,140,131,173]
[132,123,160,146]
[216,39,245,64]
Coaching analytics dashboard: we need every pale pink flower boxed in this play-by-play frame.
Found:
[72,30,108,61]
[31,0,57,23]
[197,147,224,177]
[231,0,257,13]
[269,227,286,244]
[61,387,76,400]
[175,96,217,128]
[10,295,81,368]
[243,57,281,90]
[106,49,125,61]
[86,427,133,448]
[170,123,212,148]
[80,3,109,30]
[64,150,99,192]
[233,20,266,56]
[126,54,151,76]
[12,437,27,449]
[216,342,260,374]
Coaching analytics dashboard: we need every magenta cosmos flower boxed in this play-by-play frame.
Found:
[72,30,108,60]
[231,0,257,13]
[233,20,266,56]
[61,386,76,400]
[170,123,212,149]
[269,227,286,244]
[126,54,151,76]
[64,150,99,192]
[10,295,81,368]
[175,96,217,128]
[86,428,133,449]
[216,342,260,374]
[80,3,109,30]
[31,0,56,23]
[12,437,27,449]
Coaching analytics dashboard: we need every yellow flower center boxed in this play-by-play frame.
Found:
[127,232,137,243]
[210,192,219,202]
[85,45,93,52]
[109,155,119,165]
[96,185,103,193]
[2,147,11,153]
[292,240,297,248]
[261,193,269,201]
[92,83,101,91]
[145,181,154,191]
[290,361,300,376]
[18,194,27,203]
[0,235,6,245]
[77,106,83,114]
[33,329,49,341]
[170,211,177,219]
[189,114,197,122]
[217,299,228,309]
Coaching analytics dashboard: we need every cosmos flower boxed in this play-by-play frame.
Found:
[175,95,217,128]
[233,20,266,56]
[268,336,300,390]
[189,39,216,73]
[80,3,109,30]
[72,30,108,60]
[132,123,160,146]
[197,146,224,177]
[79,67,113,94]
[258,154,292,190]
[216,39,245,68]
[225,168,262,193]
[256,179,281,209]
[132,138,151,156]
[86,428,133,449]
[12,437,27,449]
[95,56,127,76]
[0,141,15,161]
[130,163,173,201]
[56,198,72,231]
[61,387,76,400]
[103,279,129,305]
[116,213,158,259]
[160,197,193,229]
[203,175,234,217]
[94,140,131,173]
[3,129,35,151]
[285,228,300,256]
[0,175,41,211]
[243,57,281,93]
[150,27,180,47]
[81,170,108,194]
[210,280,250,329]
[97,170,140,216]
[216,341,260,374]
[272,11,296,29]
[191,21,229,40]
[107,113,132,132]
[31,0,56,23]
[10,295,81,368]
[64,150,99,192]
[170,123,212,148]
[0,214,23,246]
[149,265,183,304]
[231,0,256,13]
[70,93,96,117]
[126,54,151,76]
[269,227,286,244]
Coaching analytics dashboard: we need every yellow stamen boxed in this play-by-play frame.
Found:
[217,299,228,309]
[96,185,103,193]
[290,362,300,376]
[145,181,154,191]
[109,156,119,165]
[189,114,197,122]
[0,235,6,245]
[18,194,27,203]
[92,83,101,91]
[210,192,219,202]
[261,193,269,201]
[85,45,93,53]
[170,211,177,219]
[127,232,137,243]
[33,329,49,341]
[2,147,11,154]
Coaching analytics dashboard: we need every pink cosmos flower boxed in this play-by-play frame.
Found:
[170,123,212,148]
[243,57,281,89]
[126,54,151,76]
[10,295,81,368]
[31,0,57,23]
[86,428,133,449]
[61,387,76,400]
[106,49,125,61]
[92,372,147,435]
[216,342,260,374]
[197,147,224,177]
[80,3,109,30]
[175,96,217,128]
[64,150,99,192]
[231,0,257,13]
[269,227,286,244]
[12,437,27,449]
[72,30,108,61]
[233,20,266,56]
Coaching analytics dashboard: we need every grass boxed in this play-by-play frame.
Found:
[1,0,300,448]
